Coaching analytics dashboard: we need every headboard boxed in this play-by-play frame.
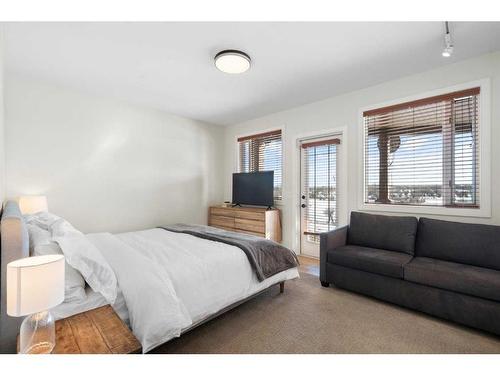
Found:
[0,200,29,353]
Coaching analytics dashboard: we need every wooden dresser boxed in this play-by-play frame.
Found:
[209,206,282,243]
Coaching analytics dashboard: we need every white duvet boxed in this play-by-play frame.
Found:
[86,228,299,353]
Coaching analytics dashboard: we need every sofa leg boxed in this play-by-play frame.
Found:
[321,281,330,287]
[279,281,285,293]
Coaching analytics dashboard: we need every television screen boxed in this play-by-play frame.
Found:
[232,171,274,207]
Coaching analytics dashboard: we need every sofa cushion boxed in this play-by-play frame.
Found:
[405,257,500,302]
[416,218,500,271]
[327,245,413,279]
[348,212,418,255]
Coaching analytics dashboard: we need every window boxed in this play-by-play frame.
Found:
[363,87,480,208]
[238,130,282,200]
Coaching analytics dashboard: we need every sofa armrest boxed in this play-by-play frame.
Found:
[319,225,348,282]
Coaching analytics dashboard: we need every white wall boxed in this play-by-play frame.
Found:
[223,52,500,252]
[5,74,224,233]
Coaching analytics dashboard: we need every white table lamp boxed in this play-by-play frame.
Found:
[18,195,48,215]
[7,255,65,354]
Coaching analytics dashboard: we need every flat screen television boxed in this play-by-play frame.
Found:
[232,171,274,208]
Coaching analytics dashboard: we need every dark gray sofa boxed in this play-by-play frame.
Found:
[320,211,500,336]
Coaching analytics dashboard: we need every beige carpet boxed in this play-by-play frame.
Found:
[152,272,500,354]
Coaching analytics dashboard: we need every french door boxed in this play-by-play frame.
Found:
[300,136,341,258]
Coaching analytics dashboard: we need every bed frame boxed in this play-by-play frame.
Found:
[182,280,284,337]
[0,201,29,353]
[0,200,285,353]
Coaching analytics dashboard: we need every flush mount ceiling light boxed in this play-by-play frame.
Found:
[442,21,454,57]
[214,50,251,74]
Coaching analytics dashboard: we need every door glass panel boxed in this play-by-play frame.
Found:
[303,143,338,243]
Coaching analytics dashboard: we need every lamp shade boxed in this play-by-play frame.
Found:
[7,255,65,317]
[18,195,48,215]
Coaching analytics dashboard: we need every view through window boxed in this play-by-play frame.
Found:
[238,130,282,200]
[301,138,340,244]
[363,88,480,208]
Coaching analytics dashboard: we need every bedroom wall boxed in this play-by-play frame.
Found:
[223,51,500,251]
[4,74,224,233]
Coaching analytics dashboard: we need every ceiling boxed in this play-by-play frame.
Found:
[4,22,500,125]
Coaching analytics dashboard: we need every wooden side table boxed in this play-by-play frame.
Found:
[18,305,141,354]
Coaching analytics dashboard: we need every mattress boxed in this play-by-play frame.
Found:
[51,286,130,325]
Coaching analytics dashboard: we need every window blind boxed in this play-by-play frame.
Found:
[302,138,340,242]
[363,87,480,208]
[238,130,282,200]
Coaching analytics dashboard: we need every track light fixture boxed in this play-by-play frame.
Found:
[442,21,454,58]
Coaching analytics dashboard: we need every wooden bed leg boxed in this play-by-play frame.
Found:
[279,281,285,294]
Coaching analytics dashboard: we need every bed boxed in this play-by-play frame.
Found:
[0,200,299,353]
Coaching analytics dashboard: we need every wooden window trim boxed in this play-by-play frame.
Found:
[363,87,480,117]
[301,138,341,148]
[237,129,282,142]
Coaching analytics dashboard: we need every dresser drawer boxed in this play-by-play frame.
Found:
[234,228,265,238]
[210,215,235,228]
[210,207,236,217]
[235,218,265,233]
[234,210,265,221]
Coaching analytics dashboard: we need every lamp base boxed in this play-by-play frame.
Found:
[19,310,55,354]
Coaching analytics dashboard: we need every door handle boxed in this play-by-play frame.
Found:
[301,204,306,208]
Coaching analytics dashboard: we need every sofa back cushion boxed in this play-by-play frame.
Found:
[416,218,500,271]
[348,212,418,255]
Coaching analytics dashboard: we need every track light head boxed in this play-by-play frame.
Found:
[442,22,453,58]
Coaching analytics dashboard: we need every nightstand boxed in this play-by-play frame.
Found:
[18,305,141,354]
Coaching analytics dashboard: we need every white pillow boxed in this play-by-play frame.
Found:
[26,223,86,303]
[24,211,65,231]
[26,211,118,304]
[26,223,52,255]
[35,243,87,303]
[50,220,118,304]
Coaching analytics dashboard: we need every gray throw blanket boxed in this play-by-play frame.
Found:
[160,224,299,281]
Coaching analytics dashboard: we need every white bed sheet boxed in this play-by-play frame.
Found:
[113,229,299,325]
[53,228,299,352]
[51,286,130,325]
